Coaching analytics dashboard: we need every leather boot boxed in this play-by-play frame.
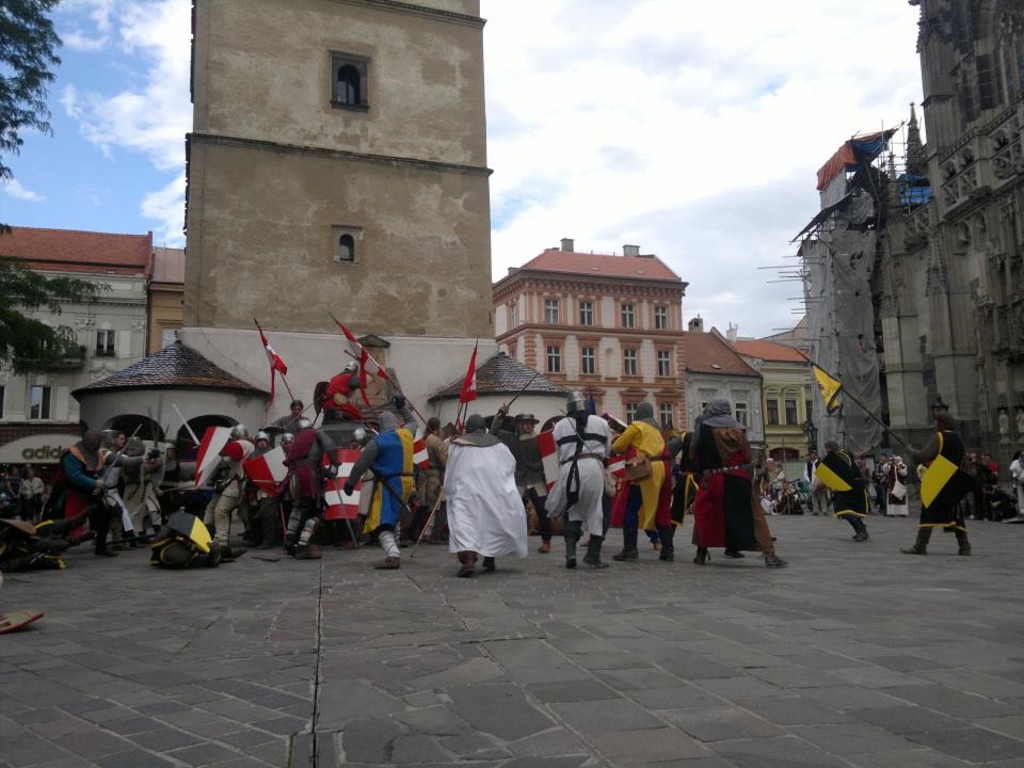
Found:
[564,535,578,569]
[583,535,608,569]
[613,524,639,561]
[657,526,675,562]
[901,526,932,555]
[955,529,971,556]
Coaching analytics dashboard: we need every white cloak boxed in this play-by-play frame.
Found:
[444,440,528,558]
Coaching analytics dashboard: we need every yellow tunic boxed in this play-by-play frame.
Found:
[612,421,666,530]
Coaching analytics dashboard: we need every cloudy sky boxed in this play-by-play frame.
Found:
[2,0,923,338]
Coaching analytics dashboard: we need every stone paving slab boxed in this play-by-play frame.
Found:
[3,514,1024,766]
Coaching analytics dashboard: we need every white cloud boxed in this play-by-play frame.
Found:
[55,0,116,50]
[481,0,924,337]
[140,171,186,247]
[3,179,45,203]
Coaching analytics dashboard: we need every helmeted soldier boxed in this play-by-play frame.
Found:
[283,417,338,558]
[546,391,612,569]
[202,423,254,559]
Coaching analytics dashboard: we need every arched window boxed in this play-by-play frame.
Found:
[337,65,360,105]
[338,233,355,262]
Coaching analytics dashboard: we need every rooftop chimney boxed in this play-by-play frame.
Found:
[561,238,574,252]
[688,316,704,332]
[623,244,640,257]
[726,323,738,342]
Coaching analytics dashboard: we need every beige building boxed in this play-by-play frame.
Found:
[147,247,184,354]
[493,241,688,426]
[183,0,493,417]
[730,336,813,461]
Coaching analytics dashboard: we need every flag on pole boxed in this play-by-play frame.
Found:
[812,364,843,414]
[586,393,597,415]
[323,448,363,520]
[195,426,233,488]
[332,316,390,407]
[255,320,288,403]
[459,341,479,404]
[243,446,288,495]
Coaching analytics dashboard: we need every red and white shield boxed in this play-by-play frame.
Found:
[243,447,288,495]
[323,448,362,521]
[537,430,559,492]
[195,426,232,488]
[412,438,430,470]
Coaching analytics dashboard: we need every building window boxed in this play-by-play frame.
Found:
[546,345,561,374]
[766,399,779,426]
[545,298,560,324]
[735,401,748,427]
[654,306,668,330]
[623,348,637,376]
[660,403,674,428]
[579,300,593,326]
[785,398,798,425]
[96,330,116,357]
[581,346,595,375]
[510,304,518,327]
[29,385,51,420]
[657,350,671,377]
[621,303,635,328]
[330,52,369,111]
[332,225,361,263]
[626,402,639,423]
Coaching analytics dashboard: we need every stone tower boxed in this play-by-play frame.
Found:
[183,0,493,414]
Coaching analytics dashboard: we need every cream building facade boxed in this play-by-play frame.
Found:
[183,0,493,418]
[0,227,151,458]
[493,241,688,426]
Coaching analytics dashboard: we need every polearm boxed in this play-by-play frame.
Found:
[408,490,445,559]
[172,403,202,446]
[492,370,541,428]
[814,364,911,452]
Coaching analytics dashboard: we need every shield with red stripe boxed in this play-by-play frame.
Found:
[412,438,430,470]
[323,448,362,520]
[195,426,232,488]
[537,430,559,491]
[243,447,288,495]
[606,456,626,478]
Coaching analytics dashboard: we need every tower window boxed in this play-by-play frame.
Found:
[332,225,362,263]
[330,52,369,111]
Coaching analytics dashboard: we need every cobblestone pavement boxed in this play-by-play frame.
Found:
[3,513,1024,767]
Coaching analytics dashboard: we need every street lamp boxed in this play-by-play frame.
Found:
[803,419,818,452]
[931,395,949,418]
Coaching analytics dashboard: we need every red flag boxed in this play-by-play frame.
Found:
[255,320,288,403]
[459,342,478,404]
[333,316,390,407]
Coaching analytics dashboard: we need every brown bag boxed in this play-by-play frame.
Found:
[625,454,652,481]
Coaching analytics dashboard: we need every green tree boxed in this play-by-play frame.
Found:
[0,0,62,232]
[0,257,105,373]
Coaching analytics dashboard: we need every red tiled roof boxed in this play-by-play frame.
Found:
[0,226,152,276]
[151,247,185,284]
[732,339,809,364]
[682,331,760,377]
[514,249,682,282]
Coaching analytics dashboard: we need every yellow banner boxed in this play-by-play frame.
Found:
[812,364,843,414]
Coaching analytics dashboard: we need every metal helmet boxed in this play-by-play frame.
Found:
[343,360,359,373]
[566,391,587,415]
[255,430,270,443]
[352,427,367,446]
[282,432,295,444]
[296,417,313,431]
[230,424,248,440]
